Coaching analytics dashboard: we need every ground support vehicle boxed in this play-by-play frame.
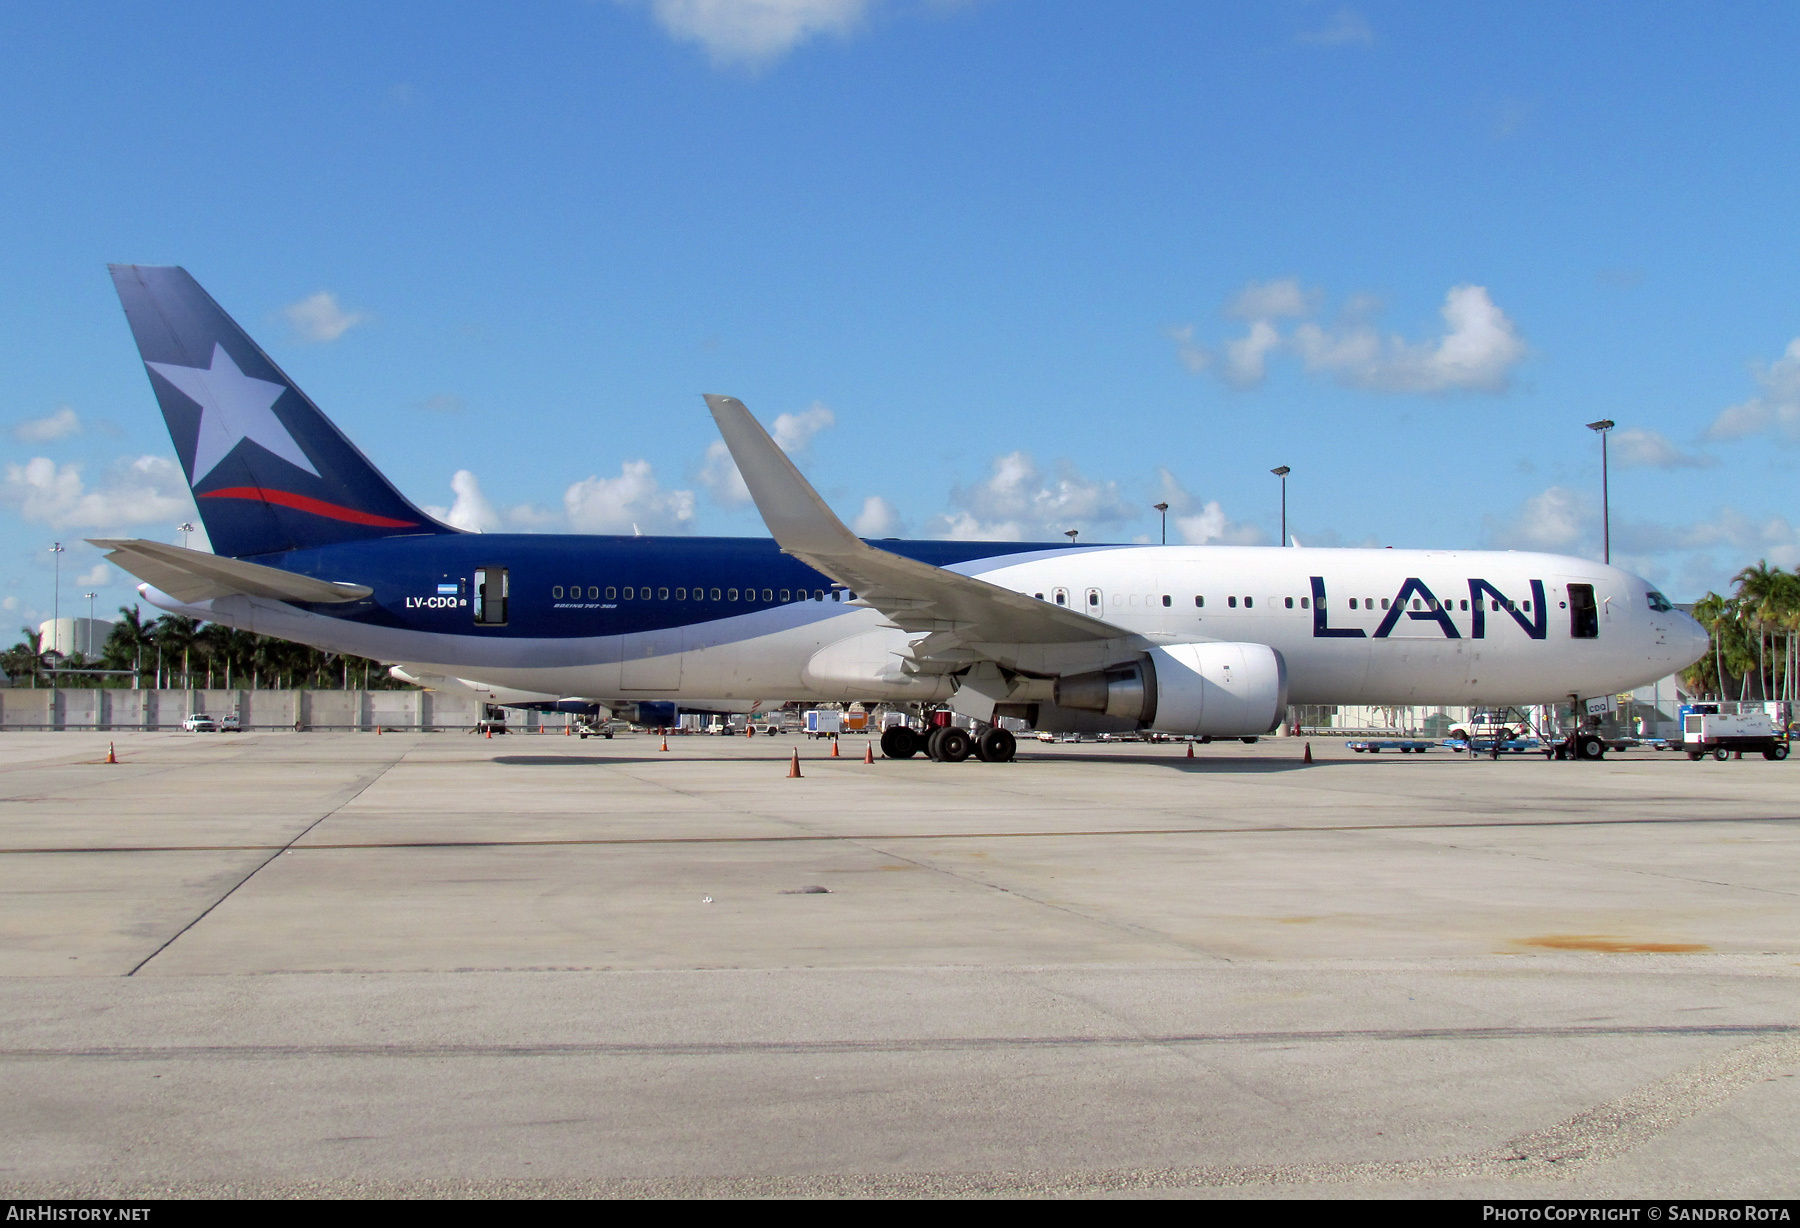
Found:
[182,714,217,733]
[1681,713,1790,761]
[1444,736,1544,755]
[1347,739,1436,754]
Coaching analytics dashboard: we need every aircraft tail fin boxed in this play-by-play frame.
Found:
[108,265,455,559]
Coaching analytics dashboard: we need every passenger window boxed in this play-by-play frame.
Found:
[1055,588,1068,606]
[552,586,563,599]
[727,588,738,600]
[1162,595,1171,607]
[1380,599,1389,610]
[1460,599,1468,611]
[1034,592,1044,600]
[587,586,598,600]
[710,588,721,601]
[1412,599,1421,610]
[1194,596,1204,607]
[1523,601,1531,612]
[1228,596,1238,608]
[676,588,686,600]
[1568,583,1599,639]
[658,588,669,600]
[814,590,824,601]
[781,589,791,601]
[473,565,508,626]
[1349,598,1357,609]
[1245,596,1253,608]
[1300,597,1309,609]
[1285,597,1294,609]
[762,589,773,602]
[1087,591,1100,607]
[606,587,617,600]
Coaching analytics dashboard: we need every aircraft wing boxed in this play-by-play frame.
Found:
[87,538,373,605]
[704,395,1125,645]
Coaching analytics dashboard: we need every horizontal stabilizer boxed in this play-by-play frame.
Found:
[88,538,372,605]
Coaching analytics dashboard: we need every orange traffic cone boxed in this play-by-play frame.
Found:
[377,725,382,735]
[486,726,492,739]
[1186,742,1194,759]
[788,748,803,778]
[746,725,754,738]
[660,732,670,752]
[106,742,117,764]
[830,737,840,758]
[1303,741,1313,764]
[863,741,874,765]
[565,723,571,736]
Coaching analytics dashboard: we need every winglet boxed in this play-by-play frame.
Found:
[703,395,862,557]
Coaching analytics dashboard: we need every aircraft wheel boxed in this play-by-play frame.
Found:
[1240,736,1258,744]
[976,727,1016,763]
[930,727,973,763]
[881,727,921,759]
[1712,746,1731,762]
[1576,733,1606,760]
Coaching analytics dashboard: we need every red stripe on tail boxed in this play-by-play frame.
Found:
[200,487,418,528]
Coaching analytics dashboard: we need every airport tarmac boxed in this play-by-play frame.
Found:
[1,729,1795,1199]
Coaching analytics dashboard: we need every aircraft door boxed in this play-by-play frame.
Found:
[473,566,508,626]
[1085,588,1102,615]
[1568,584,1598,639]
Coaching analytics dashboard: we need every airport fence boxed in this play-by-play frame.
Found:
[0,687,566,732]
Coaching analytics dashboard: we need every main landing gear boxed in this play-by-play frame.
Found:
[879,722,1017,763]
[1548,731,1607,761]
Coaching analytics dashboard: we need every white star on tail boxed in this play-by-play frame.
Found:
[147,343,319,483]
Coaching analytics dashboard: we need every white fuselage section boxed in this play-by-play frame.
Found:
[146,545,1708,716]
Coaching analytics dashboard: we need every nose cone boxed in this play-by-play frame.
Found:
[1676,611,1710,669]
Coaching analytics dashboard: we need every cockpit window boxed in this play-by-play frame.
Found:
[1646,591,1674,612]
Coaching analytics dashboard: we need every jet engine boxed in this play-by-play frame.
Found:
[1052,643,1288,738]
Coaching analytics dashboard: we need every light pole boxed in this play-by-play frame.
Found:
[48,542,64,658]
[83,592,97,658]
[1270,467,1291,546]
[177,522,194,550]
[1152,502,1169,545]
[1064,529,1079,544]
[1586,420,1614,564]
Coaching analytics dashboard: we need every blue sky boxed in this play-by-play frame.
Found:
[3,1,1798,629]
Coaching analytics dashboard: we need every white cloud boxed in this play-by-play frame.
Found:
[1227,278,1314,320]
[13,406,80,443]
[564,460,697,535]
[0,455,191,529]
[1172,282,1526,394]
[1610,427,1715,470]
[1299,7,1373,46]
[1223,319,1282,387]
[851,495,903,537]
[76,562,111,588]
[282,291,367,343]
[1164,324,1211,375]
[698,401,835,506]
[1486,485,1592,553]
[423,469,503,533]
[0,596,16,613]
[631,0,873,67]
[1706,337,1800,443]
[926,451,1136,541]
[1156,469,1266,546]
[1291,285,1526,393]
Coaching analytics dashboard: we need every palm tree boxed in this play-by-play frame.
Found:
[1733,561,1783,700]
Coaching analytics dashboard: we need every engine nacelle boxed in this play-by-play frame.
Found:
[1052,643,1288,738]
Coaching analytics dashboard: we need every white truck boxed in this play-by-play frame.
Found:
[1682,712,1790,761]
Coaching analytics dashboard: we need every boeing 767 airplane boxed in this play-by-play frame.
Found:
[93,265,1709,762]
